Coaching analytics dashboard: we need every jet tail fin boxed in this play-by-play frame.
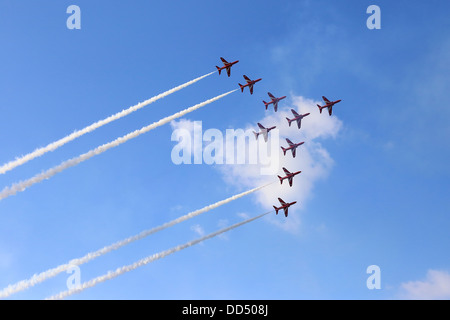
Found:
[216,66,221,75]
[286,117,292,127]
[238,83,244,92]
[273,206,279,215]
[317,104,323,113]
[253,131,259,140]
[278,175,283,184]
[263,101,268,109]
[281,146,287,156]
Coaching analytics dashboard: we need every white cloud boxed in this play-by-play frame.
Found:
[218,95,342,233]
[383,141,395,151]
[399,269,450,300]
[169,204,184,213]
[169,95,343,233]
[217,219,229,228]
[237,212,251,220]
[190,224,205,238]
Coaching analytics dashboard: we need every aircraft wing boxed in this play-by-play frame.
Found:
[291,109,300,117]
[226,67,231,77]
[296,118,302,129]
[243,75,251,83]
[282,167,290,175]
[288,177,293,187]
[268,92,275,99]
[292,148,296,158]
[249,84,254,94]
[273,101,278,112]
[286,138,294,146]
[284,207,289,217]
[278,198,286,205]
[257,123,265,130]
[328,106,333,116]
[262,130,268,142]
[322,96,330,103]
[220,57,228,65]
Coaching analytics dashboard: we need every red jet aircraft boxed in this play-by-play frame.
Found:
[263,92,286,112]
[273,197,297,217]
[238,75,262,94]
[317,96,342,116]
[286,109,310,129]
[253,123,276,142]
[278,167,301,187]
[281,138,305,158]
[216,57,239,77]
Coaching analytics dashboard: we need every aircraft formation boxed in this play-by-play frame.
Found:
[217,57,342,218]
[0,56,343,299]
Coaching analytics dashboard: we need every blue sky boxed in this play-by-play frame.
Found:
[0,0,449,299]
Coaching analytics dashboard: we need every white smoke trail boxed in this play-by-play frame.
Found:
[0,183,271,298]
[0,72,215,175]
[0,89,236,201]
[46,211,271,300]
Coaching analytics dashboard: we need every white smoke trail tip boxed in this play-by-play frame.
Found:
[46,211,271,300]
[0,182,268,298]
[0,71,215,175]
[0,89,236,202]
